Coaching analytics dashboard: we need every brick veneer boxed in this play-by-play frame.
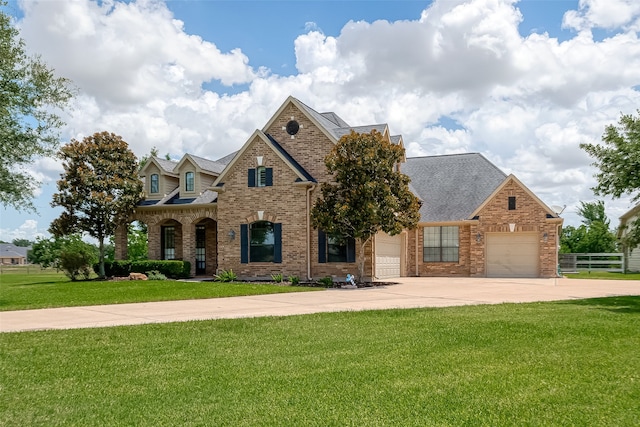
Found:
[405,178,560,278]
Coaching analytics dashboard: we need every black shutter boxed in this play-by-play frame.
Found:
[248,169,256,187]
[274,223,282,263]
[318,230,326,263]
[265,168,273,187]
[240,224,248,264]
[346,237,356,263]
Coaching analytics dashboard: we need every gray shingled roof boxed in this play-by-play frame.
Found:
[390,135,402,145]
[188,154,226,174]
[216,151,237,165]
[320,111,350,128]
[153,157,178,173]
[0,244,29,259]
[333,124,388,140]
[403,153,507,222]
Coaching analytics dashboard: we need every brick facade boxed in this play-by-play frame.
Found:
[116,97,561,280]
[405,177,561,278]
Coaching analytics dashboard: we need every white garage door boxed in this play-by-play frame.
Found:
[375,232,402,279]
[486,233,539,278]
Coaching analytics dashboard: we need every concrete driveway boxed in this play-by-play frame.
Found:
[1,277,638,332]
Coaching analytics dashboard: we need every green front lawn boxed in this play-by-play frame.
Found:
[563,271,640,280]
[1,297,639,426]
[0,271,320,311]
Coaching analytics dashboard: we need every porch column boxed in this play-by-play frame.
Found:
[183,222,196,277]
[114,225,128,260]
[148,223,161,260]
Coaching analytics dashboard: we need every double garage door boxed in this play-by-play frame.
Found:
[486,233,539,278]
[375,232,402,280]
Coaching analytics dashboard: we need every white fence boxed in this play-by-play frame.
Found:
[558,253,624,273]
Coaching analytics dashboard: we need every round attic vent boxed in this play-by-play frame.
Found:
[286,120,300,135]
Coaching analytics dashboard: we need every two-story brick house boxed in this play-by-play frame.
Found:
[116,96,562,280]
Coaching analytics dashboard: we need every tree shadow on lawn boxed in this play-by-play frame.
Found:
[561,295,640,314]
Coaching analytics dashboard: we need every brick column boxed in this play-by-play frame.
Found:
[182,222,196,277]
[114,225,128,260]
[148,224,161,260]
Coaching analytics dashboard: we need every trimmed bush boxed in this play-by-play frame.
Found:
[99,260,190,279]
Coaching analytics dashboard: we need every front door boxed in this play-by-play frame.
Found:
[195,225,206,275]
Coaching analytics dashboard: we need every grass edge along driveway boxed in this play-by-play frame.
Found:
[0,271,321,311]
[1,297,639,426]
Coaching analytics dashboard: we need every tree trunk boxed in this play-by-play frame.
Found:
[98,237,105,279]
[356,237,370,283]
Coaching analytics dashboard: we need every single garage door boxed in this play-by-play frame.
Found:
[486,233,539,278]
[375,232,402,279]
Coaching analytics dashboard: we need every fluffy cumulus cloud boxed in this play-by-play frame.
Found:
[6,0,640,239]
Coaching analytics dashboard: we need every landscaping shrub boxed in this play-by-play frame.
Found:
[58,239,98,281]
[317,276,334,287]
[146,270,167,281]
[271,273,284,283]
[214,269,237,282]
[98,260,190,279]
[288,275,300,285]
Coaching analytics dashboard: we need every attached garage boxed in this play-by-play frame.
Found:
[375,232,402,279]
[486,233,539,278]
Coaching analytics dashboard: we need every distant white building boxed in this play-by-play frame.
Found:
[618,204,640,272]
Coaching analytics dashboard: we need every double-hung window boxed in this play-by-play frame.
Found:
[423,226,459,262]
[318,230,356,263]
[162,226,176,260]
[240,221,282,263]
[248,167,273,187]
[150,174,159,194]
[185,171,195,192]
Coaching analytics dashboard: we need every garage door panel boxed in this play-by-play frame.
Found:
[486,233,538,278]
[375,233,401,279]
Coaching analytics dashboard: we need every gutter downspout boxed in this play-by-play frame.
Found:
[306,183,317,281]
[415,228,419,277]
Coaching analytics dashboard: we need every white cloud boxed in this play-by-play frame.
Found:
[563,0,640,31]
[8,0,640,230]
[0,219,47,242]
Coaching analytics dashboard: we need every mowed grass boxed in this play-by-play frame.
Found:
[2,297,639,426]
[564,271,640,280]
[0,271,321,311]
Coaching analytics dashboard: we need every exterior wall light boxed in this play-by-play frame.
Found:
[228,229,236,240]
[476,232,482,242]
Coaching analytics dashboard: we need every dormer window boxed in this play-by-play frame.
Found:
[150,174,159,194]
[185,171,195,192]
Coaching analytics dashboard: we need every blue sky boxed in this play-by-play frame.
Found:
[1,0,639,242]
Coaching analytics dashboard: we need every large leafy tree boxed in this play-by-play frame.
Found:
[0,2,72,210]
[580,111,640,248]
[50,132,143,278]
[311,130,421,281]
[560,201,617,253]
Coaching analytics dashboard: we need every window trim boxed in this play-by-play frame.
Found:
[185,171,195,192]
[318,230,356,263]
[150,174,159,194]
[241,221,282,264]
[423,226,459,263]
[161,225,176,260]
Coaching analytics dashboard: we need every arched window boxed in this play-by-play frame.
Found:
[150,174,159,194]
[185,171,195,192]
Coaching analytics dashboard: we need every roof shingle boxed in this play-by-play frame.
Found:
[403,153,507,222]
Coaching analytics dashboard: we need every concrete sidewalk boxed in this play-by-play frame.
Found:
[1,277,639,332]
